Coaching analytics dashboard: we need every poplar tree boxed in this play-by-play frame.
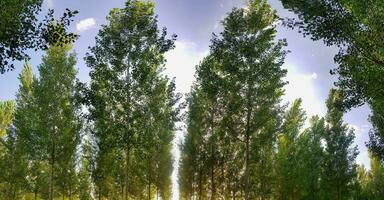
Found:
[296,116,324,200]
[210,1,287,199]
[279,0,384,161]
[275,99,306,200]
[367,152,384,198]
[179,88,210,200]
[2,63,35,199]
[78,140,93,200]
[32,44,80,200]
[321,89,358,199]
[180,1,288,199]
[86,1,177,199]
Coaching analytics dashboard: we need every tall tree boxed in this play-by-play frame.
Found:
[180,1,288,199]
[279,0,384,161]
[85,1,177,199]
[179,88,210,200]
[32,44,80,200]
[210,1,287,199]
[275,99,306,200]
[296,116,324,200]
[78,139,93,200]
[0,64,36,199]
[321,89,358,200]
[367,152,384,199]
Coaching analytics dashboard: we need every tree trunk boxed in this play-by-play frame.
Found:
[49,141,55,200]
[244,112,251,200]
[125,146,130,200]
[148,158,151,200]
[98,186,101,200]
[124,53,132,200]
[69,180,72,200]
[148,182,151,200]
[244,83,252,200]
[210,114,215,200]
[62,179,65,200]
[198,168,203,200]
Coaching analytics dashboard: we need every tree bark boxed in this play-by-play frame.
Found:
[148,157,152,200]
[49,140,55,200]
[198,168,203,200]
[125,146,130,200]
[210,106,216,200]
[244,83,252,200]
[124,54,132,200]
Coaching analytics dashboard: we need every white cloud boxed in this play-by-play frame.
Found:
[76,18,96,32]
[164,41,208,94]
[164,41,208,200]
[348,124,371,137]
[356,149,370,169]
[46,0,53,8]
[283,63,325,126]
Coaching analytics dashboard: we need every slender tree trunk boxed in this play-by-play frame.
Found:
[244,83,252,200]
[12,185,16,200]
[34,189,37,200]
[49,141,55,200]
[210,107,216,200]
[244,111,251,200]
[124,54,132,200]
[69,181,72,200]
[221,159,225,199]
[148,157,152,200]
[121,181,124,199]
[148,182,151,200]
[98,186,101,200]
[125,146,130,200]
[198,169,203,200]
[62,179,65,200]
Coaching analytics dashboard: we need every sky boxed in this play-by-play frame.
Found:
[0,0,373,199]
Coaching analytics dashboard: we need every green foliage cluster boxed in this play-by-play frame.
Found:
[1,0,384,200]
[279,0,384,162]
[0,1,180,199]
[179,1,383,200]
[0,0,79,73]
[84,1,180,199]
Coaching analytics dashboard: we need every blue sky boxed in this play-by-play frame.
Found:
[0,0,372,199]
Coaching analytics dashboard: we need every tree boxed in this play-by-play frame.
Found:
[210,1,287,199]
[279,0,384,161]
[355,165,371,200]
[275,99,306,200]
[78,140,93,200]
[0,101,15,138]
[85,1,177,199]
[0,0,79,73]
[31,44,80,200]
[296,116,324,200]
[367,152,384,199]
[180,1,288,199]
[0,63,38,199]
[321,89,358,200]
[0,100,15,153]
